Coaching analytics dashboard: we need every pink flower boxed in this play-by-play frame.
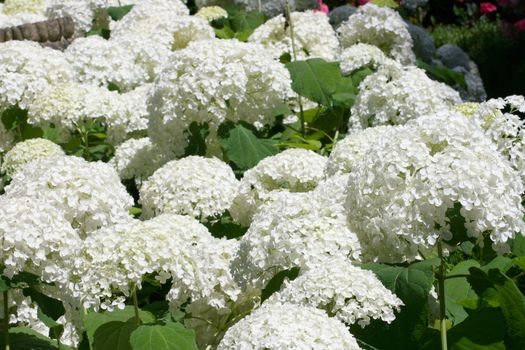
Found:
[515,18,525,31]
[358,0,370,5]
[480,2,498,14]
[314,0,329,14]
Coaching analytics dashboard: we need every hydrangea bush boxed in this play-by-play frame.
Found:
[0,1,524,350]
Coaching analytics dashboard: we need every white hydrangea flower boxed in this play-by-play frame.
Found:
[0,12,47,27]
[2,0,48,15]
[69,214,239,311]
[65,36,147,91]
[340,43,389,74]
[313,172,350,220]
[0,41,75,111]
[140,156,239,221]
[110,137,171,186]
[195,6,228,21]
[458,97,525,182]
[505,95,525,113]
[337,3,415,65]
[4,155,134,237]
[268,257,403,327]
[148,39,293,155]
[0,197,81,285]
[232,191,361,289]
[27,82,146,144]
[217,302,361,350]
[346,113,525,262]
[7,291,49,336]
[348,64,461,131]
[249,11,340,61]
[46,0,95,34]
[1,138,64,177]
[325,126,393,176]
[229,148,327,226]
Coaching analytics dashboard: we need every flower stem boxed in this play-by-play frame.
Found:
[132,284,141,326]
[437,241,448,350]
[3,291,10,350]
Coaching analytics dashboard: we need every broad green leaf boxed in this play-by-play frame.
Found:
[510,234,525,256]
[230,11,265,41]
[444,202,470,245]
[219,124,279,170]
[0,276,9,292]
[350,67,373,86]
[205,213,248,239]
[0,327,75,350]
[23,287,65,321]
[513,256,525,271]
[85,306,155,346]
[7,272,40,289]
[286,59,342,106]
[107,5,134,21]
[271,103,292,117]
[353,259,439,349]
[417,59,467,89]
[480,256,513,274]
[467,267,525,348]
[130,321,198,350]
[261,267,300,303]
[92,319,138,350]
[445,260,480,325]
[184,122,209,156]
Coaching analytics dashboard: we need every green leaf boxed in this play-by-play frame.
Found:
[261,267,300,303]
[0,276,9,292]
[444,202,470,246]
[205,213,248,239]
[23,287,65,321]
[0,327,75,350]
[272,103,292,117]
[184,122,209,156]
[417,59,467,89]
[480,256,513,274]
[448,308,506,350]
[467,267,525,348]
[7,272,40,289]
[107,5,134,21]
[85,306,155,346]
[85,28,111,39]
[371,0,399,8]
[510,234,525,256]
[350,67,373,86]
[230,11,265,41]
[353,259,439,349]
[286,59,342,106]
[92,319,138,350]
[445,260,480,324]
[130,321,198,350]
[219,123,279,170]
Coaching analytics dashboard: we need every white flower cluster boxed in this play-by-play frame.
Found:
[0,41,75,111]
[0,12,47,27]
[345,112,525,262]
[340,43,389,75]
[1,138,64,177]
[313,173,351,219]
[325,126,393,176]
[0,121,14,153]
[110,137,171,186]
[0,196,81,285]
[268,258,403,327]
[27,82,144,144]
[2,0,48,15]
[217,302,362,350]
[140,156,239,221]
[65,36,147,91]
[348,63,461,131]
[46,0,98,34]
[148,39,293,155]
[195,6,228,21]
[230,148,327,225]
[69,214,240,311]
[457,97,525,182]
[249,11,340,61]
[232,191,361,289]
[3,155,133,237]
[337,3,416,65]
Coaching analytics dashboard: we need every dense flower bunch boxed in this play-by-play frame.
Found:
[0,12,46,27]
[217,302,362,350]
[45,0,99,34]
[325,126,392,176]
[0,41,74,111]
[3,155,133,237]
[2,0,47,15]
[148,39,293,155]
[195,6,228,21]
[140,156,239,220]
[65,36,147,91]
[1,138,64,176]
[0,196,81,285]
[230,148,327,225]
[337,4,416,65]
[110,137,171,186]
[268,257,403,327]
[249,10,340,61]
[345,112,525,262]
[348,63,461,131]
[232,191,361,289]
[27,82,145,143]
[339,43,389,74]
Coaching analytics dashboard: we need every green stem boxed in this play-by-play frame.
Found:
[284,0,306,138]
[437,241,448,350]
[3,291,10,350]
[132,284,141,326]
